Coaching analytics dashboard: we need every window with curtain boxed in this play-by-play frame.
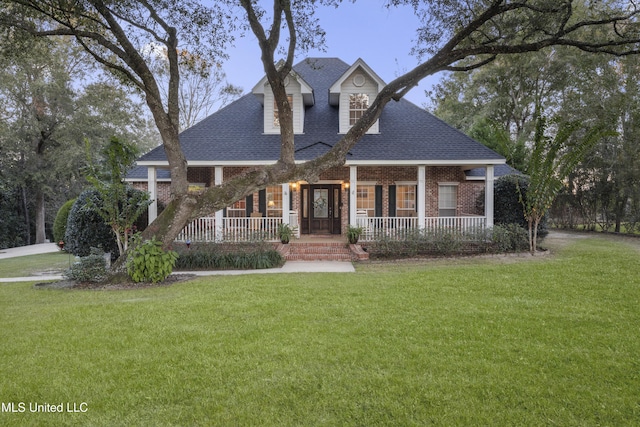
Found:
[438,184,458,217]
[357,185,375,217]
[266,186,283,217]
[226,198,246,217]
[396,184,416,217]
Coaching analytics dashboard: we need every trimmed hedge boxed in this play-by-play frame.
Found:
[362,224,529,259]
[174,242,284,270]
[64,189,118,259]
[53,199,76,244]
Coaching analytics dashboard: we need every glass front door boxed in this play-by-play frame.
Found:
[301,184,342,234]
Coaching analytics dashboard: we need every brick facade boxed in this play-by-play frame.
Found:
[132,164,487,233]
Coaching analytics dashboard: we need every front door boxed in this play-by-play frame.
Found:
[301,184,342,234]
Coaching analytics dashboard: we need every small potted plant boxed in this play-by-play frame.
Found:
[277,223,297,244]
[347,225,363,244]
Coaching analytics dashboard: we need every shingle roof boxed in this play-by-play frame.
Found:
[466,164,521,178]
[137,57,504,165]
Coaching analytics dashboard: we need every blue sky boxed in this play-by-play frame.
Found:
[222,1,442,108]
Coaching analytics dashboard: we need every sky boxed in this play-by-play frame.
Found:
[221,1,443,108]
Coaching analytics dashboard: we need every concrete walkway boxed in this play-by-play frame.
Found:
[0,243,355,283]
[0,242,60,259]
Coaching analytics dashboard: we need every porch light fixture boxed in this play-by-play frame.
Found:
[291,182,298,190]
[343,182,350,189]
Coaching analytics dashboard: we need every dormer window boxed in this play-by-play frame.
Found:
[349,94,369,126]
[252,70,314,135]
[329,59,384,134]
[273,95,293,127]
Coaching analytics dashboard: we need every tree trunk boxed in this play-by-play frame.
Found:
[21,185,31,245]
[532,217,540,255]
[528,218,534,255]
[35,188,46,244]
[613,192,628,233]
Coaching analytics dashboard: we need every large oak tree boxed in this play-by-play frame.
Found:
[3,0,640,249]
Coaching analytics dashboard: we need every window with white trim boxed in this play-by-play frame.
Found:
[266,186,283,217]
[349,93,369,126]
[396,184,416,217]
[356,185,375,217]
[273,95,293,127]
[438,184,458,217]
[226,198,246,218]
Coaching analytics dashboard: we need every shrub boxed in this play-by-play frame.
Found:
[53,199,76,244]
[363,225,529,259]
[174,242,284,270]
[64,189,118,259]
[64,187,148,260]
[477,174,548,239]
[65,248,108,283]
[127,236,178,283]
[491,224,530,253]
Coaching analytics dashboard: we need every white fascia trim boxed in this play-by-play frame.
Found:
[124,178,171,182]
[136,160,283,167]
[344,159,506,166]
[137,159,506,168]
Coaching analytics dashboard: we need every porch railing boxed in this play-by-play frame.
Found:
[176,211,300,243]
[357,216,420,240]
[177,214,486,243]
[222,217,282,242]
[176,217,216,242]
[357,216,486,242]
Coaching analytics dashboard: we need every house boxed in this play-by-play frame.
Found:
[127,57,508,243]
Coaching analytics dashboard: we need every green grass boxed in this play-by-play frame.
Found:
[0,252,71,278]
[1,238,640,426]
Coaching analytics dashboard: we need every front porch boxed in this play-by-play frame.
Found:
[176,213,488,243]
[139,164,498,244]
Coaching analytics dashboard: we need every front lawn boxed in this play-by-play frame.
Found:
[1,238,639,426]
[0,252,70,278]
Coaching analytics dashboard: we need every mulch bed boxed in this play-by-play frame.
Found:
[34,274,197,290]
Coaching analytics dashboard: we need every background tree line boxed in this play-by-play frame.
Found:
[0,30,241,249]
[0,34,157,248]
[430,48,640,234]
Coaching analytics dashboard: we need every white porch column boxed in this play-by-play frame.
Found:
[418,165,426,229]
[214,166,224,241]
[349,166,358,226]
[147,166,157,225]
[281,183,290,225]
[485,165,495,228]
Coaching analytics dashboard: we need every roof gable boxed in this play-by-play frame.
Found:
[329,58,385,106]
[251,69,315,106]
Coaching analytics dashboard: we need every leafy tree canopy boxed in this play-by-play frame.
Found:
[3,0,640,246]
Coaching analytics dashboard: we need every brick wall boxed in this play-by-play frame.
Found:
[319,166,349,181]
[187,167,214,185]
[131,165,487,230]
